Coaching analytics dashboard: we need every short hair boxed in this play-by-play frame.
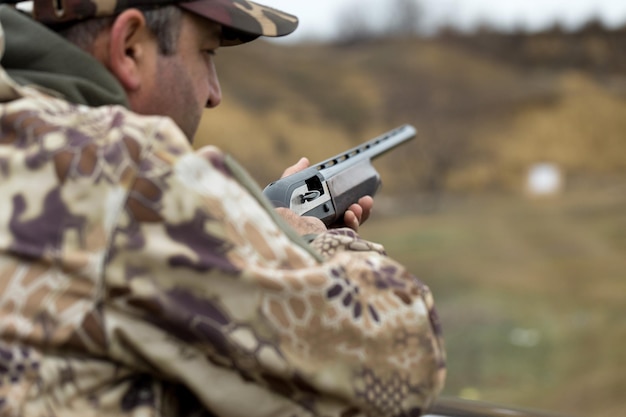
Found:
[59,5,183,55]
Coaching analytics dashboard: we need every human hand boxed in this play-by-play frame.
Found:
[277,157,324,235]
[275,207,327,236]
[341,195,373,232]
[278,158,374,233]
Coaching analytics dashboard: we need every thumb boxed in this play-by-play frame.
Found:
[281,157,310,178]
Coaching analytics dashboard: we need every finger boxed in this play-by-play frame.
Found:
[343,209,359,232]
[281,157,310,178]
[357,196,373,223]
[348,203,363,224]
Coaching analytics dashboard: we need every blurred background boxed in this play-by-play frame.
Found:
[193,1,626,416]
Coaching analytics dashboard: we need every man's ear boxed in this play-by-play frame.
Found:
[107,9,152,92]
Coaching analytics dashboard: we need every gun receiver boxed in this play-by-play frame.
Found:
[263,124,417,226]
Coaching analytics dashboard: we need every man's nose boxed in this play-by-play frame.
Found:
[206,74,222,108]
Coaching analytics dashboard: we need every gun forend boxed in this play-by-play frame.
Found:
[262,124,417,226]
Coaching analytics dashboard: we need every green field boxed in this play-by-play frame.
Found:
[360,184,626,417]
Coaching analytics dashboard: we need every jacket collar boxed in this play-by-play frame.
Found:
[0,5,129,108]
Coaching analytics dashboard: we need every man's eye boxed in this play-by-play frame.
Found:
[203,49,217,56]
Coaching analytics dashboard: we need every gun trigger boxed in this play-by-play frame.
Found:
[300,191,321,203]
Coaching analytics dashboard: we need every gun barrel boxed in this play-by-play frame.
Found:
[313,124,417,175]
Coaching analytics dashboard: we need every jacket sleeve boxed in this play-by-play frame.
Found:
[103,119,446,417]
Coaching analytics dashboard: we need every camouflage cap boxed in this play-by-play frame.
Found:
[8,0,298,46]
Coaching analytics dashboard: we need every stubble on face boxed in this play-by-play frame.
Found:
[153,55,204,140]
[144,13,222,141]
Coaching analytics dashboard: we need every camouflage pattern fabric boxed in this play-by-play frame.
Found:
[18,0,299,46]
[0,20,445,417]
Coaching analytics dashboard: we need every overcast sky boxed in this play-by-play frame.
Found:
[260,0,626,42]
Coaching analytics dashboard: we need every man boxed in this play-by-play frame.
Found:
[0,0,445,416]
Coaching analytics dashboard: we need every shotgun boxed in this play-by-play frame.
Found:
[263,124,416,226]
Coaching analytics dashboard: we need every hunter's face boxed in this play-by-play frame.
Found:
[140,11,223,140]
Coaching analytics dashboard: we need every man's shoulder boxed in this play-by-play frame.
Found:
[0,93,197,206]
[0,93,190,156]
[0,94,197,268]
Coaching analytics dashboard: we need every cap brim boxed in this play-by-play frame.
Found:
[178,0,298,46]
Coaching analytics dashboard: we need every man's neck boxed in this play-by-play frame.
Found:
[0,5,129,108]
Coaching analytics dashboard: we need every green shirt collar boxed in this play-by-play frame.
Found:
[0,5,129,108]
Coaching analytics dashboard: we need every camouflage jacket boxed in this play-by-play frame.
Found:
[0,6,445,417]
